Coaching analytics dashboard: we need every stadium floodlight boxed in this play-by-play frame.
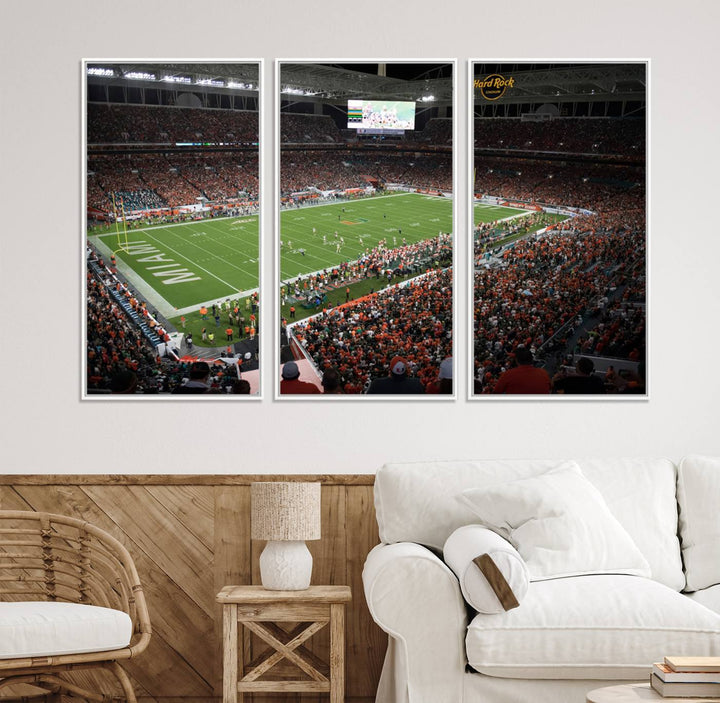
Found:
[228,81,253,90]
[87,67,114,77]
[162,75,192,84]
[197,79,224,87]
[125,71,155,81]
[420,95,435,102]
[282,86,318,96]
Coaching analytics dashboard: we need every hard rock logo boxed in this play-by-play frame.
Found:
[475,74,515,101]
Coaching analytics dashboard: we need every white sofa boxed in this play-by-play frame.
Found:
[362,456,720,703]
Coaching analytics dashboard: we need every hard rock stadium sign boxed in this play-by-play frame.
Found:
[474,74,515,101]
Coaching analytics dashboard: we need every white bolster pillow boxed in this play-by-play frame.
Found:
[443,524,529,614]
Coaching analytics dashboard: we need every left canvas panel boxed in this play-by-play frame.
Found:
[84,61,261,397]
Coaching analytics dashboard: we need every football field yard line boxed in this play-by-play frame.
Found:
[280,249,349,279]
[160,224,258,280]
[97,216,260,279]
[137,228,241,293]
[194,219,260,277]
[283,238,348,262]
[93,215,260,312]
[174,285,260,318]
[474,203,528,225]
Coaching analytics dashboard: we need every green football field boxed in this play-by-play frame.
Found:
[89,215,259,312]
[280,193,453,281]
[474,203,528,225]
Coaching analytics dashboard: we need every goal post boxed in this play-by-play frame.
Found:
[111,193,130,255]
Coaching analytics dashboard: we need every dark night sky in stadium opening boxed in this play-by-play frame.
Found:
[327,64,452,80]
[473,62,614,76]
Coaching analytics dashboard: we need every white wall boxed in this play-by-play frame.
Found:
[1,0,718,475]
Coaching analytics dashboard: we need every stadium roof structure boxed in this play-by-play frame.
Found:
[474,63,646,117]
[280,63,453,104]
[86,62,259,94]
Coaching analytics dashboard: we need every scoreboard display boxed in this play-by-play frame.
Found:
[347,100,416,131]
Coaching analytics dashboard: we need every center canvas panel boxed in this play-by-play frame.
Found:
[277,61,454,397]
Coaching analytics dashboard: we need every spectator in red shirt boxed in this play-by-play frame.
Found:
[280,361,321,394]
[493,347,551,394]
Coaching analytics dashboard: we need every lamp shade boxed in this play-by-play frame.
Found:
[251,482,321,541]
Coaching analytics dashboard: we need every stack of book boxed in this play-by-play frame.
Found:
[651,657,720,698]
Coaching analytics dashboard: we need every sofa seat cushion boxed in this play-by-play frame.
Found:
[0,602,132,659]
[466,575,720,680]
[687,584,720,616]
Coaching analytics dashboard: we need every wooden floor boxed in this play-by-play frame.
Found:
[0,475,386,703]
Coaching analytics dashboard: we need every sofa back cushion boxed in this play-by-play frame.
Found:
[375,457,684,591]
[677,454,720,591]
[458,463,652,581]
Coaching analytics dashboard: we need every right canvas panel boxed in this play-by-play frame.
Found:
[471,62,647,397]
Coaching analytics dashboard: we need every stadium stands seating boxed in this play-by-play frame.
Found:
[292,268,453,394]
[474,117,645,156]
[87,103,258,144]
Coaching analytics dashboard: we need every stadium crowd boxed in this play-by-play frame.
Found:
[282,233,452,309]
[88,152,259,211]
[86,263,255,394]
[474,117,645,156]
[280,113,341,143]
[420,118,452,144]
[473,227,645,392]
[474,158,644,212]
[88,104,258,144]
[281,151,452,195]
[291,268,452,393]
[87,106,452,216]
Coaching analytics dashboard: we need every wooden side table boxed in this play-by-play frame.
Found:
[217,585,352,703]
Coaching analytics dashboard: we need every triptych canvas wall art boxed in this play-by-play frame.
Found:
[83,60,645,399]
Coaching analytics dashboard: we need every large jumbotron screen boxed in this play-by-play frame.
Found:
[347,99,415,131]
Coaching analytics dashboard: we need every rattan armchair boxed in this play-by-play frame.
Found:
[0,511,151,702]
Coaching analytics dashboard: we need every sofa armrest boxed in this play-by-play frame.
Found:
[363,543,468,703]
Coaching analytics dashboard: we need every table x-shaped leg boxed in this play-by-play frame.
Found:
[242,620,328,683]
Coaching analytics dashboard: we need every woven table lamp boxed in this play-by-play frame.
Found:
[251,482,321,590]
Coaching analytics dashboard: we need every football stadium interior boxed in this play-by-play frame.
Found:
[278,63,454,395]
[472,62,646,395]
[85,63,261,395]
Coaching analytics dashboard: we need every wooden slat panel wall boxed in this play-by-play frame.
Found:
[346,486,387,698]
[0,476,383,703]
